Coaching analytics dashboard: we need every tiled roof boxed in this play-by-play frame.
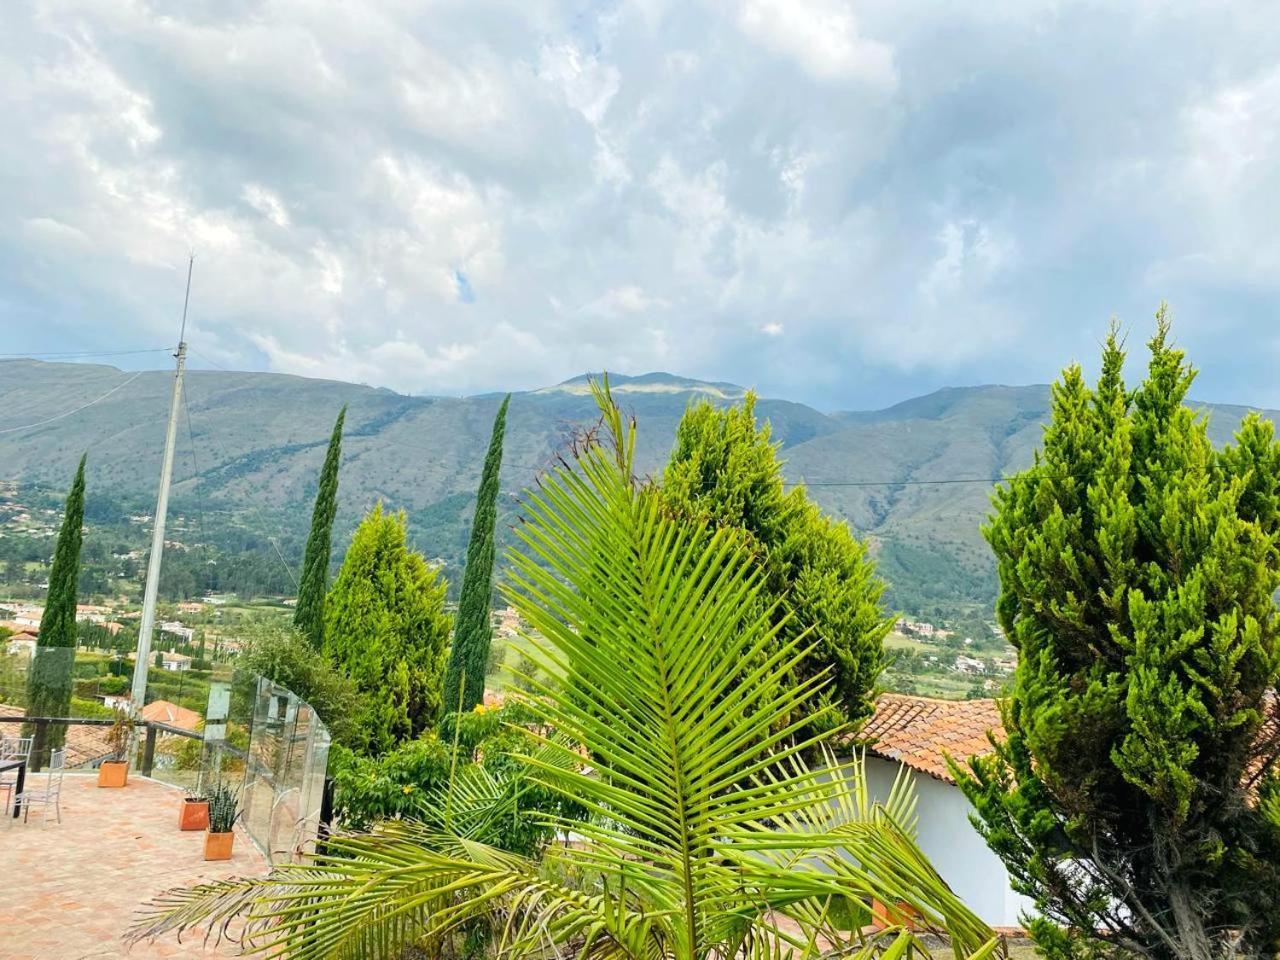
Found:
[858,693,1004,784]
[0,703,114,768]
[140,699,202,732]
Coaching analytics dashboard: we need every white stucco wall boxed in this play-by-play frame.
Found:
[860,756,1031,927]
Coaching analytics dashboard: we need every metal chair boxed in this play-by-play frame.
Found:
[14,747,65,826]
[0,736,33,817]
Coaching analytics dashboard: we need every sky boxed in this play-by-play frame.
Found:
[2,1,1279,411]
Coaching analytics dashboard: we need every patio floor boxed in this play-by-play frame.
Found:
[1,773,268,959]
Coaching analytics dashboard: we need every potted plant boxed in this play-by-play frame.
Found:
[97,710,130,788]
[178,791,209,831]
[203,783,238,861]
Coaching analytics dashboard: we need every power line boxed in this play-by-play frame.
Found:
[0,371,143,435]
[0,348,172,359]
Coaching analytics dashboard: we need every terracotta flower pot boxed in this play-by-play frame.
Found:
[179,798,209,831]
[870,898,921,931]
[204,830,235,861]
[97,760,128,788]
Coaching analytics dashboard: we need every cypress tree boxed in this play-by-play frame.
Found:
[956,309,1280,960]
[444,394,510,713]
[24,454,86,765]
[324,504,452,754]
[294,406,345,648]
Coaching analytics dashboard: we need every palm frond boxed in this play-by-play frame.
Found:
[131,377,998,960]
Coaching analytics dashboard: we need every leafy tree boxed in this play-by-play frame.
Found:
[444,395,509,713]
[24,454,86,764]
[294,406,345,647]
[956,311,1280,960]
[132,380,998,960]
[660,394,891,731]
[323,504,452,754]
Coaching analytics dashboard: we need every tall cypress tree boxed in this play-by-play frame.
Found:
[324,504,452,754]
[24,454,86,765]
[294,406,345,648]
[956,310,1280,960]
[444,394,510,713]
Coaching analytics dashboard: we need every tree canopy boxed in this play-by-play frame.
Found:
[322,503,452,754]
[660,394,891,731]
[956,310,1280,960]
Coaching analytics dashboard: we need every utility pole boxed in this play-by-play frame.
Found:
[131,256,193,709]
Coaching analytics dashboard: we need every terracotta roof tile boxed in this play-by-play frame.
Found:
[856,693,1004,784]
[0,703,114,768]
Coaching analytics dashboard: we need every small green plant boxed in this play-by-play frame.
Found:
[105,709,130,763]
[206,784,238,834]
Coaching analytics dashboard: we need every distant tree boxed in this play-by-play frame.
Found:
[660,395,892,733]
[956,311,1280,960]
[294,406,346,648]
[323,504,452,754]
[444,395,509,712]
[24,455,86,764]
[511,653,540,694]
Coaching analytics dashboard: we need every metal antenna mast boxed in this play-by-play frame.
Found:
[130,255,193,709]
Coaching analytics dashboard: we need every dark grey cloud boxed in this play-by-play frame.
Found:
[2,0,1279,410]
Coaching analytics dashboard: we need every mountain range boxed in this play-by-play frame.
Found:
[3,359,1274,617]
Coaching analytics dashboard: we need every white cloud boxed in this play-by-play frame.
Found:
[581,285,670,318]
[243,184,290,228]
[2,1,1280,408]
[735,0,896,87]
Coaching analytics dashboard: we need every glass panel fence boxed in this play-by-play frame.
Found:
[1,643,331,865]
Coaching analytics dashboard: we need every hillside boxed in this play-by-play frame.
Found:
[2,360,1274,616]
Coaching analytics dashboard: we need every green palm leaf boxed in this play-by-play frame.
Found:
[130,377,1000,960]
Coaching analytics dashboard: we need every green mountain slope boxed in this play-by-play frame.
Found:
[2,360,1273,617]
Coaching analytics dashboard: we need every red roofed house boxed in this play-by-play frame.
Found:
[140,699,202,733]
[851,693,1032,928]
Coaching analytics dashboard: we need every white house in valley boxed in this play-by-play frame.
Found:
[849,693,1031,929]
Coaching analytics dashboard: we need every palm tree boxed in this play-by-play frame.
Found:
[130,379,1000,960]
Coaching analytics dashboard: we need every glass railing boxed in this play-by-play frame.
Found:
[236,676,332,864]
[1,645,332,866]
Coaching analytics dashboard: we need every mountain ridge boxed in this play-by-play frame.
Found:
[2,359,1275,615]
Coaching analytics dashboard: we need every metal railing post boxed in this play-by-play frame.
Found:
[142,724,158,777]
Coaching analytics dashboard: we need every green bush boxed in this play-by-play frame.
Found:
[331,737,452,829]
[235,623,364,750]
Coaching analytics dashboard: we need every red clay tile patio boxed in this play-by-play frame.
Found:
[1,773,268,958]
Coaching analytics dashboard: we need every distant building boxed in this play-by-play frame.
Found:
[75,604,109,624]
[5,630,38,657]
[952,654,986,675]
[141,699,202,732]
[176,601,206,614]
[160,651,193,672]
[13,607,42,628]
[158,620,194,642]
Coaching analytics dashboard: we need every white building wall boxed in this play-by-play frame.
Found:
[862,756,1031,927]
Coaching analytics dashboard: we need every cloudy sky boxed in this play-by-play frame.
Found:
[3,1,1279,410]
